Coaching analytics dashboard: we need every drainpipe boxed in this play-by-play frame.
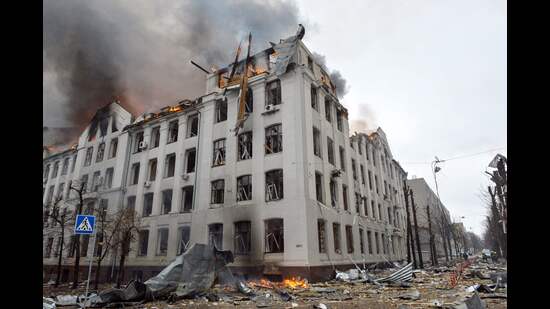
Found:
[191,109,202,211]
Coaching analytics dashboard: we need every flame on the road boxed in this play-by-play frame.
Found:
[282,277,309,289]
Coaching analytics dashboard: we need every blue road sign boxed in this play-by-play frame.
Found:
[74,215,96,235]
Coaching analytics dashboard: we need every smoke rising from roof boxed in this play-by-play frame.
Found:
[311,52,349,99]
[44,0,302,144]
[350,103,378,133]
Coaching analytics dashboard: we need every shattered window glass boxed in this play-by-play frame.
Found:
[333,223,341,254]
[238,132,253,161]
[311,85,318,111]
[215,99,228,123]
[234,221,251,255]
[265,124,282,154]
[151,126,160,148]
[162,189,172,214]
[265,169,284,201]
[359,228,365,254]
[342,185,349,211]
[96,143,105,162]
[138,230,149,256]
[52,161,59,178]
[157,228,169,256]
[315,172,324,203]
[130,163,140,185]
[178,226,191,255]
[339,147,346,171]
[143,193,153,217]
[325,97,332,122]
[346,225,354,254]
[181,186,194,212]
[318,219,326,253]
[330,179,338,208]
[212,139,226,166]
[109,138,118,159]
[164,153,176,178]
[84,147,93,166]
[265,219,284,253]
[327,137,335,165]
[313,127,321,158]
[185,148,196,173]
[61,158,69,175]
[337,110,343,131]
[208,223,223,250]
[266,80,281,106]
[167,120,179,144]
[211,179,225,204]
[187,114,199,138]
[237,175,252,201]
[245,88,253,113]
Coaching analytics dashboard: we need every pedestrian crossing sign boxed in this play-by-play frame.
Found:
[74,215,96,235]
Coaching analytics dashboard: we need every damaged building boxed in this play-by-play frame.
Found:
[43,27,409,283]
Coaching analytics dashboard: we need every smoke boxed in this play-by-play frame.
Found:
[311,52,349,99]
[349,103,378,134]
[44,0,302,144]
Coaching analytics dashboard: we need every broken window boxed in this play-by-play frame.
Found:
[265,218,284,253]
[167,120,179,143]
[333,223,341,254]
[157,228,169,256]
[245,88,253,113]
[45,237,54,258]
[330,179,338,208]
[375,175,379,194]
[81,174,88,192]
[61,158,69,175]
[355,193,361,214]
[81,235,89,257]
[351,159,357,181]
[346,225,354,254]
[327,137,335,165]
[84,147,93,166]
[311,85,318,111]
[387,207,392,225]
[368,171,373,190]
[342,185,349,211]
[208,223,223,249]
[266,79,281,106]
[336,110,343,131]
[111,116,118,132]
[96,143,105,162]
[265,124,282,154]
[367,230,373,254]
[339,147,346,171]
[371,200,375,219]
[238,132,253,161]
[360,165,365,184]
[138,230,149,256]
[363,197,369,217]
[151,126,160,148]
[366,145,370,161]
[315,172,324,203]
[211,179,225,204]
[130,163,140,185]
[318,219,327,253]
[181,186,194,212]
[234,221,251,255]
[134,132,144,153]
[381,233,387,254]
[43,164,50,179]
[375,232,380,254]
[185,148,196,173]
[215,99,228,123]
[148,159,157,181]
[105,168,114,189]
[187,114,199,138]
[237,175,252,202]
[109,138,118,159]
[378,203,382,220]
[162,189,173,214]
[178,226,191,254]
[212,139,226,166]
[92,171,101,192]
[324,97,332,122]
[127,196,136,212]
[164,153,176,178]
[143,193,154,217]
[265,169,284,201]
[359,228,365,254]
[313,127,321,158]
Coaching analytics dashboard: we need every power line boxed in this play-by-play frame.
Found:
[401,147,506,165]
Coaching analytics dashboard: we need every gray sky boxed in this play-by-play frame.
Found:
[295,0,506,236]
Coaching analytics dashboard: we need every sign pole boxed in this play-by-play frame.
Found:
[75,214,97,309]
[83,231,96,309]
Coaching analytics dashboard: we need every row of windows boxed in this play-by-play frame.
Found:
[88,116,118,142]
[84,138,118,167]
[211,169,283,204]
[310,84,344,131]
[317,220,394,256]
[44,155,77,180]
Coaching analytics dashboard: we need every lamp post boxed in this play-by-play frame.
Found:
[431,157,453,258]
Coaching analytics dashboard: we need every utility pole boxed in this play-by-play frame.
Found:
[409,189,423,269]
[426,204,437,266]
[403,180,417,269]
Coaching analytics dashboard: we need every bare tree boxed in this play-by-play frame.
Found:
[90,203,121,290]
[44,196,74,287]
[69,181,88,289]
[113,206,140,288]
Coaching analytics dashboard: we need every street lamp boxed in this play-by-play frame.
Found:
[431,157,454,258]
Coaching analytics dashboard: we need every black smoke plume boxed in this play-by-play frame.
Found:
[312,52,349,99]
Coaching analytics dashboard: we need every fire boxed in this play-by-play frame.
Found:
[282,277,309,289]
[169,105,182,112]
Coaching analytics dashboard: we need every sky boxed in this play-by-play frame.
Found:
[294,0,506,236]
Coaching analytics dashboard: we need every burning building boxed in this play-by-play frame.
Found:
[43,26,408,283]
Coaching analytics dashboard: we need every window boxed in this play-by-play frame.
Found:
[81,174,88,192]
[43,164,50,179]
[265,219,284,253]
[339,147,346,171]
[177,226,191,254]
[88,124,97,142]
[67,235,77,257]
[96,143,105,162]
[345,225,354,253]
[161,190,173,214]
[387,207,392,225]
[185,148,196,173]
[381,234,387,254]
[308,56,314,71]
[187,114,199,137]
[313,127,321,158]
[325,97,332,122]
[45,237,54,258]
[92,171,101,192]
[378,203,382,220]
[181,186,194,212]
[61,158,69,175]
[265,124,283,154]
[366,145,370,161]
[315,172,324,203]
[208,223,223,249]
[237,175,252,201]
[157,228,169,256]
[105,168,114,189]
[238,132,253,160]
[355,193,361,214]
[368,171,373,190]
[363,198,369,217]
[52,161,59,178]
[371,200,375,219]
[245,88,253,113]
[266,169,283,201]
[81,235,89,257]
[360,165,365,184]
[57,183,65,200]
[215,99,228,123]
[266,80,281,106]
[151,126,160,148]
[372,149,376,166]
[375,175,379,194]
[212,139,226,166]
[336,110,343,131]
[71,155,77,172]
[367,230,373,254]
[318,219,326,253]
[134,132,144,153]
[109,138,118,159]
[85,201,95,215]
[234,221,251,255]
[375,232,380,254]
[384,180,388,196]
[359,228,365,254]
[327,137,335,165]
[130,163,140,185]
[342,185,349,211]
[148,159,157,181]
[358,142,363,155]
[211,180,225,204]
[351,159,357,180]
[333,223,341,254]
[164,153,176,178]
[143,193,154,217]
[311,85,318,111]
[329,179,338,207]
[138,230,149,256]
[111,116,118,132]
[127,196,136,212]
[167,120,179,143]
